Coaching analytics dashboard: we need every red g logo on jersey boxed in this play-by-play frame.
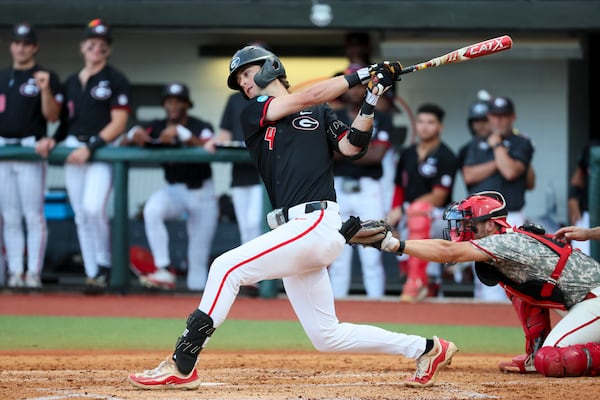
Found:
[291,116,319,131]
[91,80,112,100]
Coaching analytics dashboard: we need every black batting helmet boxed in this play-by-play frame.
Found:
[227,45,286,91]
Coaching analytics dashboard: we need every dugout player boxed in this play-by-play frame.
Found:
[128,45,457,389]
[386,103,458,302]
[461,96,535,301]
[378,191,600,377]
[123,82,218,291]
[48,19,131,294]
[0,23,62,288]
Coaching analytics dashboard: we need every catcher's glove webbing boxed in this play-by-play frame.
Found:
[342,217,404,253]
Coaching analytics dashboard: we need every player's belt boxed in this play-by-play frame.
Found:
[284,201,331,221]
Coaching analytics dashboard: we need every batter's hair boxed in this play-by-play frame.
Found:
[417,103,446,123]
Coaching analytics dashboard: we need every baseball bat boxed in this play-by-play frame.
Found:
[398,35,513,76]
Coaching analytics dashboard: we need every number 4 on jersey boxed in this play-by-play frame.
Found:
[264,126,276,150]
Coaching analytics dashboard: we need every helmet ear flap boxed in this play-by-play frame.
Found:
[254,56,286,88]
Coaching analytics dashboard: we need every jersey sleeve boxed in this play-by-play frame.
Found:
[372,111,393,148]
[240,96,273,141]
[508,136,534,165]
[189,118,214,140]
[48,71,63,104]
[433,146,458,190]
[109,70,131,113]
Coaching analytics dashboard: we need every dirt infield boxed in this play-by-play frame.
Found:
[0,293,592,399]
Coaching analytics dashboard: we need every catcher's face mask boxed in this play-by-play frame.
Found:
[443,202,477,242]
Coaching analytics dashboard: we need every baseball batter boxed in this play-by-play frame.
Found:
[0,23,62,288]
[128,46,458,390]
[50,19,131,293]
[377,191,600,377]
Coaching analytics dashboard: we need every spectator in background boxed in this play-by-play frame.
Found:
[328,64,394,299]
[48,19,131,294]
[462,96,535,301]
[457,100,491,186]
[205,91,262,296]
[0,23,62,289]
[123,83,218,292]
[565,141,598,255]
[344,31,373,67]
[386,103,458,302]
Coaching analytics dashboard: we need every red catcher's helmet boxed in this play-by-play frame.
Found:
[443,191,511,242]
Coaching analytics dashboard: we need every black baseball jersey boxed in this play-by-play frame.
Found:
[0,65,62,139]
[62,65,131,141]
[333,109,393,179]
[240,95,340,209]
[394,142,458,206]
[463,132,534,211]
[144,117,214,189]
[219,92,260,187]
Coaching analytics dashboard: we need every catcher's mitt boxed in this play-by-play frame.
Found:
[345,218,399,252]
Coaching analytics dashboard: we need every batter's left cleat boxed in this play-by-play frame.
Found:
[405,336,458,387]
[128,357,200,390]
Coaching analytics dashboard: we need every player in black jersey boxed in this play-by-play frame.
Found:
[129,45,457,390]
[0,23,62,288]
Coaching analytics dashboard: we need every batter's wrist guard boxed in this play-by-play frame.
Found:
[173,309,215,375]
[344,67,371,88]
[86,136,106,156]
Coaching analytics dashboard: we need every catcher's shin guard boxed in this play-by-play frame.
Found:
[172,309,215,374]
[535,343,600,377]
[405,201,432,284]
[509,294,551,355]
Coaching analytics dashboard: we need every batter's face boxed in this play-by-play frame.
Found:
[415,112,442,142]
[236,64,262,99]
[81,38,111,64]
[163,97,189,122]
[10,40,38,66]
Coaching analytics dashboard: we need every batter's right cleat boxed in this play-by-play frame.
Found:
[405,336,458,387]
[128,357,200,390]
[139,268,176,290]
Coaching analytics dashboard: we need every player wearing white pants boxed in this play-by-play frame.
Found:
[0,158,47,287]
[129,46,457,390]
[63,142,113,280]
[143,181,218,291]
[330,176,386,298]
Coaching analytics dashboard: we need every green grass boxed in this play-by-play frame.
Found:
[0,315,523,354]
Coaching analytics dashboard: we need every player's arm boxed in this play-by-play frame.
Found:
[396,238,490,264]
[34,71,61,122]
[462,160,497,185]
[412,186,451,209]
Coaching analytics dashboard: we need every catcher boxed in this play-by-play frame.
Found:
[346,191,600,377]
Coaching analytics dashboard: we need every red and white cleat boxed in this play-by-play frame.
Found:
[128,357,200,390]
[405,336,458,387]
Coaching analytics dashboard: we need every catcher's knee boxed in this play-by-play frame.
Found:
[534,344,600,377]
[173,309,215,374]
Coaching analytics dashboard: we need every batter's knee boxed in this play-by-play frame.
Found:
[305,325,343,353]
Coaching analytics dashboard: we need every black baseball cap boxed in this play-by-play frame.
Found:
[161,83,193,107]
[11,23,37,44]
[488,96,515,115]
[83,19,112,44]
